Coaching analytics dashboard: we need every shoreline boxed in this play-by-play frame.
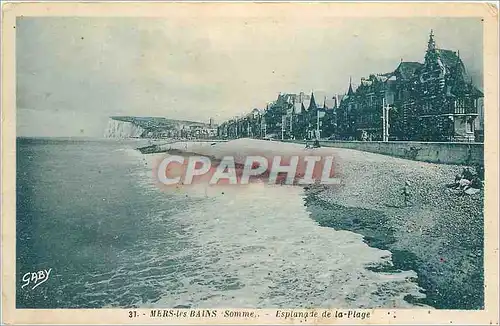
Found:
[303,187,483,309]
[141,139,484,309]
[302,148,484,309]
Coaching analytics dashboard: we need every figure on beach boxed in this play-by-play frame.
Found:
[403,181,412,207]
[305,139,321,149]
[305,130,321,149]
[448,167,483,195]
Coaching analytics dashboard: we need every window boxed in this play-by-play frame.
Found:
[423,102,431,114]
[458,99,466,114]
[467,119,474,133]
[386,93,394,105]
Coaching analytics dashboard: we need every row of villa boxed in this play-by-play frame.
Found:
[217,31,484,142]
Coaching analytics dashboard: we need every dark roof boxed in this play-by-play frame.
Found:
[308,92,317,110]
[307,91,337,109]
[322,98,336,109]
[437,49,470,83]
[347,81,354,95]
[395,61,423,80]
[471,86,484,97]
[436,49,462,68]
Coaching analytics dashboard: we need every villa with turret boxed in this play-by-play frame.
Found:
[336,30,483,142]
[218,31,483,143]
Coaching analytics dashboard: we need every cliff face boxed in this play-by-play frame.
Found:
[104,116,214,139]
[104,118,145,138]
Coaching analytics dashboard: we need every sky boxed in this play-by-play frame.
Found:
[16,16,483,137]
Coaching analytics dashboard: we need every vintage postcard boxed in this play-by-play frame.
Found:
[1,2,499,325]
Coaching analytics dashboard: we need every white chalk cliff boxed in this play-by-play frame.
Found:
[104,118,145,138]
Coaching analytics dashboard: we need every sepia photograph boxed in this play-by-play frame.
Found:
[1,2,498,325]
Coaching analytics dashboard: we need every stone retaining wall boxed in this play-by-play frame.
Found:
[284,140,484,166]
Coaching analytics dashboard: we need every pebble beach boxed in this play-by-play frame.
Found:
[151,138,484,309]
[307,147,484,309]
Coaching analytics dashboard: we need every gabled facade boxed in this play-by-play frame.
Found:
[337,30,483,142]
[218,31,482,143]
[337,78,359,140]
[410,31,483,141]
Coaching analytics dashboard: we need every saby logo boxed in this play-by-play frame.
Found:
[154,154,340,186]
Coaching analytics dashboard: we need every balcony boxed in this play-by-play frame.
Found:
[453,105,478,115]
[451,98,479,115]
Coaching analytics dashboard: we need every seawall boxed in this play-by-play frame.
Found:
[284,140,484,166]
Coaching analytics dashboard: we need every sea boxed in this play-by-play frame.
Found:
[16,137,426,309]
